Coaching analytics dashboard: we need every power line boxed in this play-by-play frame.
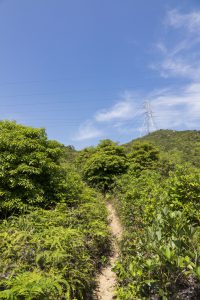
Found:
[0,89,199,102]
[0,74,160,87]
[0,84,155,98]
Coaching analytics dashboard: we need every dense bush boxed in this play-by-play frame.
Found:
[115,206,200,299]
[0,121,112,299]
[166,166,200,223]
[127,142,159,173]
[113,156,200,298]
[0,121,90,218]
[0,121,80,217]
[0,195,111,299]
[80,140,128,194]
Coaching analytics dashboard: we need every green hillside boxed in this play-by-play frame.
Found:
[125,129,200,167]
[110,130,200,299]
[0,121,111,299]
[0,122,199,299]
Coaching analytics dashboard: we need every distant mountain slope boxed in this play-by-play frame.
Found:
[125,129,200,167]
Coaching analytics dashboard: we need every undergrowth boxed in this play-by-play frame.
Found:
[114,164,200,299]
[0,196,111,299]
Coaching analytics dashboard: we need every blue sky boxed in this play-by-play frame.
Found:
[0,0,199,149]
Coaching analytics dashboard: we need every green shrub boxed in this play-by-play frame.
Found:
[166,166,200,223]
[0,121,70,216]
[0,196,111,299]
[115,208,200,299]
[81,140,128,194]
[0,121,91,217]
[114,162,200,299]
[127,142,159,173]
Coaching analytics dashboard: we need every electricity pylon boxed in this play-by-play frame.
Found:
[141,101,157,136]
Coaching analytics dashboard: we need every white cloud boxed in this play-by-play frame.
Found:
[156,38,199,57]
[150,83,200,130]
[153,43,200,80]
[153,9,200,80]
[161,58,200,79]
[95,100,136,122]
[156,42,168,54]
[74,81,200,144]
[74,121,103,141]
[167,9,200,32]
[74,81,200,142]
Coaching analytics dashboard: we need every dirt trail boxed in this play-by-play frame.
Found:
[95,202,123,300]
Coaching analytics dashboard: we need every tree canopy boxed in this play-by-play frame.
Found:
[82,140,128,193]
[0,121,68,216]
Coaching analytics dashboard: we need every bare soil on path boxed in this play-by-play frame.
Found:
[94,202,123,300]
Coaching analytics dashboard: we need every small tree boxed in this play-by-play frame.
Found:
[82,140,128,194]
[0,121,68,216]
[128,142,159,173]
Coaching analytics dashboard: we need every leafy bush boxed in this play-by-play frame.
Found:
[0,196,111,299]
[0,121,112,299]
[0,121,69,216]
[115,208,200,299]
[0,121,89,217]
[81,140,128,193]
[114,160,200,299]
[166,166,200,223]
[127,142,159,173]
[113,169,164,228]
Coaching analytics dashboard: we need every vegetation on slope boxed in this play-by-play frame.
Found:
[78,132,200,299]
[0,197,110,299]
[0,121,199,299]
[125,129,200,167]
[113,138,200,299]
[0,121,111,300]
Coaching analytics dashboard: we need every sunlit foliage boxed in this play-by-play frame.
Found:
[80,140,128,193]
[113,137,200,299]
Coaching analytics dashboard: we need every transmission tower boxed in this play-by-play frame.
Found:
[141,101,157,136]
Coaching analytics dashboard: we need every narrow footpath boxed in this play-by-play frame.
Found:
[95,202,123,300]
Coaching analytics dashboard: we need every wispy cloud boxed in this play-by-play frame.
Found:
[152,9,200,80]
[74,121,103,141]
[109,83,200,134]
[74,81,200,142]
[160,57,200,79]
[152,45,200,80]
[166,9,200,32]
[95,99,136,122]
[150,83,200,130]
[74,81,200,143]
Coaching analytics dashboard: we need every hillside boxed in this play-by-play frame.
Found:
[0,122,199,299]
[125,129,200,167]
